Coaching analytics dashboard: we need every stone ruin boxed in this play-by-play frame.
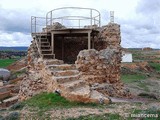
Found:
[19,7,131,104]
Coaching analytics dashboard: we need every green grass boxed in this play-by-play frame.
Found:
[121,74,150,91]
[0,59,16,68]
[149,63,160,72]
[22,92,97,110]
[66,113,123,120]
[121,74,147,83]
[20,92,99,119]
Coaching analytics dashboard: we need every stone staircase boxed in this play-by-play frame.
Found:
[35,35,55,59]
[45,59,110,104]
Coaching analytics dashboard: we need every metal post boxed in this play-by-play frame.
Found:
[90,9,92,27]
[50,12,52,25]
[88,32,91,49]
[35,17,36,33]
[31,17,33,34]
[99,14,101,27]
[79,19,80,28]
[94,17,96,25]
[51,32,54,54]
[110,11,114,23]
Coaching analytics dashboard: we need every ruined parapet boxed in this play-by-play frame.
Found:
[95,23,121,50]
[76,48,121,83]
[75,49,130,98]
[75,23,122,84]
[75,23,131,98]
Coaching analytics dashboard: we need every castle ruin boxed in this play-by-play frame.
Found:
[19,7,131,104]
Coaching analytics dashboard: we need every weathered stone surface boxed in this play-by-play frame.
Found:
[75,49,131,98]
[0,68,11,81]
[76,48,121,84]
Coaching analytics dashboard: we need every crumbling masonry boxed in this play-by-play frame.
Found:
[19,7,131,103]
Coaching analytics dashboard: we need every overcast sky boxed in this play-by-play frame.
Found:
[0,0,159,48]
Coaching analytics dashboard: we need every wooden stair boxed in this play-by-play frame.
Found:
[34,34,55,59]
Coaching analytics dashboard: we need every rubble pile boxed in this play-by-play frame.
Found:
[19,70,47,100]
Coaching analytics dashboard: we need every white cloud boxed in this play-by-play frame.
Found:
[0,31,31,46]
[0,0,159,48]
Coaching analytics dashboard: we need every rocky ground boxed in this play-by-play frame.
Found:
[0,99,159,120]
[0,49,160,119]
[0,58,27,108]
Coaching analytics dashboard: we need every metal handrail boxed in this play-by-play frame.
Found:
[31,7,101,35]
[31,16,46,34]
[46,7,101,29]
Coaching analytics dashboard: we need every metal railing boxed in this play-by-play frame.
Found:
[31,16,46,34]
[31,7,101,34]
[46,7,101,29]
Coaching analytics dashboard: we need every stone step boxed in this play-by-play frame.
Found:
[52,70,79,77]
[53,74,80,84]
[44,59,64,65]
[89,90,110,104]
[48,64,76,71]
[60,85,91,103]
[70,85,91,97]
[59,79,86,91]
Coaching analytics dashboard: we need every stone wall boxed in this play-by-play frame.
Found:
[75,48,130,97]
[75,23,131,98]
[19,22,131,102]
[75,23,122,84]
[76,48,121,84]
[95,23,121,50]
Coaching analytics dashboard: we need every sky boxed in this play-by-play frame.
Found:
[0,0,159,48]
